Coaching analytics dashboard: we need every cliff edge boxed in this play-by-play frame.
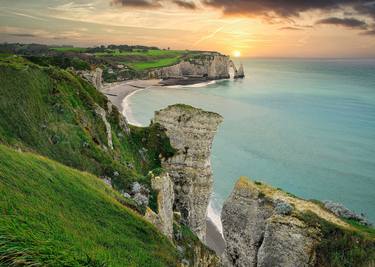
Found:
[222,177,375,267]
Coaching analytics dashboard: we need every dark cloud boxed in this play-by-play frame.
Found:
[316,17,368,29]
[278,26,303,31]
[111,0,161,8]
[172,0,196,9]
[202,0,374,18]
[8,33,37,37]
[354,2,375,20]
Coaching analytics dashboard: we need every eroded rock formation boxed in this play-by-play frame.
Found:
[154,104,223,240]
[221,177,349,267]
[94,104,113,150]
[149,53,242,80]
[80,68,103,90]
[144,172,174,239]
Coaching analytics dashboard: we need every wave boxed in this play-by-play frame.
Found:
[166,80,216,89]
[207,198,223,236]
[122,89,145,127]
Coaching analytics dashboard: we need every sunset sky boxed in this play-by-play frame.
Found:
[1,0,375,58]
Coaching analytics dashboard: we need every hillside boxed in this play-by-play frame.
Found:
[0,144,177,266]
[0,55,219,266]
[0,43,209,82]
[0,55,173,192]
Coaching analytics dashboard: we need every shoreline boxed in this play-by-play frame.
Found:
[104,79,226,254]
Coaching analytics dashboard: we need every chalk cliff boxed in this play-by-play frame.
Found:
[79,67,103,90]
[149,54,232,80]
[154,104,223,240]
[221,177,364,267]
[144,171,174,239]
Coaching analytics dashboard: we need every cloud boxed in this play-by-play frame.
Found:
[172,0,196,9]
[354,1,375,20]
[7,33,37,37]
[278,26,304,31]
[111,0,162,8]
[7,11,47,21]
[316,17,368,29]
[202,0,375,19]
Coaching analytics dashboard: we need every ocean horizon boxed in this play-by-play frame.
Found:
[123,58,375,230]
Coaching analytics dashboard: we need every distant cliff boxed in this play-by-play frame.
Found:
[149,53,242,80]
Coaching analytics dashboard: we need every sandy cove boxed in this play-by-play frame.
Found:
[101,79,161,114]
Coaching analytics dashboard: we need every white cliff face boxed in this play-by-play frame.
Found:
[149,54,231,80]
[154,104,223,241]
[94,104,113,150]
[144,172,174,239]
[221,177,322,267]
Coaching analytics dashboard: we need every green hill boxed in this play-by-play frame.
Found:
[0,56,174,192]
[0,144,177,266]
[0,55,184,266]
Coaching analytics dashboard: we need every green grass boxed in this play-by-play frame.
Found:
[0,56,160,192]
[297,211,375,267]
[95,49,185,57]
[127,57,181,71]
[50,47,88,53]
[0,144,178,266]
[95,49,193,71]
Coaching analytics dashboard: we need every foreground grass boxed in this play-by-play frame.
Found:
[0,144,178,266]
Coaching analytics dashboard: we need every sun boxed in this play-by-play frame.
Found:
[233,51,241,58]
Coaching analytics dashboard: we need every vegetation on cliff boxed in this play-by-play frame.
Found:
[238,177,375,267]
[0,144,177,266]
[0,55,217,266]
[0,43,215,82]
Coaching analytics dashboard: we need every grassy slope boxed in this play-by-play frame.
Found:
[0,144,177,266]
[0,56,174,192]
[96,49,191,71]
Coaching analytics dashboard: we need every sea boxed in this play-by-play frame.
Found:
[123,58,375,230]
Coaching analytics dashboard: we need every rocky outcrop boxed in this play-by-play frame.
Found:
[94,104,113,150]
[80,68,103,90]
[221,177,355,267]
[154,104,223,241]
[149,54,232,80]
[235,64,245,79]
[144,172,174,239]
[323,200,371,226]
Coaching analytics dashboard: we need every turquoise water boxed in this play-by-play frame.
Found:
[126,59,375,224]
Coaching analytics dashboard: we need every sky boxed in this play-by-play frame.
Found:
[1,0,375,58]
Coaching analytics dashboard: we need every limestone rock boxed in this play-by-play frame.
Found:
[94,104,113,150]
[154,104,223,240]
[235,64,245,78]
[323,200,371,226]
[80,68,103,90]
[144,172,174,239]
[149,54,231,80]
[222,177,321,267]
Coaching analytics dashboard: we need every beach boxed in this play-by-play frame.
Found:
[103,79,226,254]
[101,80,161,114]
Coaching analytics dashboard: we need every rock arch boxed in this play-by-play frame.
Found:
[229,60,245,79]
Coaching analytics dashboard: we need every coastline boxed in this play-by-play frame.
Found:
[101,79,161,114]
[113,80,226,254]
